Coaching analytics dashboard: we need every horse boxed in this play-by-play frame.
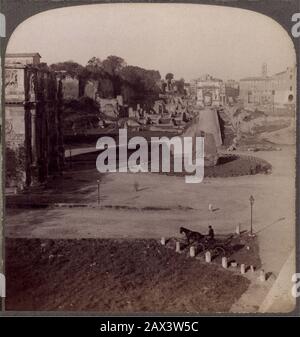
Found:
[179,226,205,244]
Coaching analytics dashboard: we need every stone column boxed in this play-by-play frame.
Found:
[31,109,37,166]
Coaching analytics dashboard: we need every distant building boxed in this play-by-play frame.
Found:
[193,74,226,107]
[271,67,296,105]
[6,52,41,66]
[262,62,268,78]
[190,79,197,98]
[226,79,239,90]
[225,80,239,104]
[239,64,296,109]
[239,76,271,105]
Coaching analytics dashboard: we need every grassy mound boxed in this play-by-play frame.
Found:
[163,154,271,178]
[6,238,250,312]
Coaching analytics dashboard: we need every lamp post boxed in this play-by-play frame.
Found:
[249,195,255,235]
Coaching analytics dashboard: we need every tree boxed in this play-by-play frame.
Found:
[120,66,161,105]
[102,56,126,96]
[165,73,174,82]
[85,57,103,80]
[49,61,84,78]
[87,57,102,68]
[97,78,114,98]
[54,55,162,104]
[175,78,185,95]
[102,56,126,77]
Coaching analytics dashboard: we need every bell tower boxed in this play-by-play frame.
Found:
[262,62,268,77]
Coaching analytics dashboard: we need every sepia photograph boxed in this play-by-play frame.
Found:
[3,3,297,313]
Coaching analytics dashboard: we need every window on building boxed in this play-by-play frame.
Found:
[290,86,293,91]
[288,94,294,102]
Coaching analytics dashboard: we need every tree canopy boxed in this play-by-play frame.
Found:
[49,61,84,78]
[175,78,185,95]
[165,73,174,82]
[51,56,162,104]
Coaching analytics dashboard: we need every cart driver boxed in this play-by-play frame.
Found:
[208,225,215,241]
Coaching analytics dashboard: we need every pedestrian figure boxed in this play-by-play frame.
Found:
[208,203,213,211]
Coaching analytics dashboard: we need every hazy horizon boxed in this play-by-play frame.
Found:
[6,3,296,82]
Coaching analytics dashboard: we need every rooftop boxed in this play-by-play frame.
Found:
[240,76,270,82]
[273,70,287,77]
[6,52,41,58]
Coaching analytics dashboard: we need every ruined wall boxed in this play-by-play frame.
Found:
[61,76,79,99]
[84,80,98,100]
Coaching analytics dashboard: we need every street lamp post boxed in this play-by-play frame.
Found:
[249,195,255,235]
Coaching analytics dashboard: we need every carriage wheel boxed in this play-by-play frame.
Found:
[197,243,206,255]
[213,247,226,257]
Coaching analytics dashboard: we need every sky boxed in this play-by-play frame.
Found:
[6,3,296,82]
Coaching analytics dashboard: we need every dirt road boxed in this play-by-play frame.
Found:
[6,146,295,276]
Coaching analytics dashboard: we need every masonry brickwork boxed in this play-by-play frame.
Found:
[5,53,64,189]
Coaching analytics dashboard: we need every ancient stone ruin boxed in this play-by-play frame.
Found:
[5,53,64,189]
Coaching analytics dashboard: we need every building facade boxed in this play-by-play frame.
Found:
[5,53,64,189]
[239,65,296,109]
[6,52,41,66]
[239,76,271,105]
[193,75,226,107]
[271,67,296,105]
[225,80,239,104]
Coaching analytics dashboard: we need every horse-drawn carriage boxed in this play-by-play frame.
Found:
[180,226,234,258]
[197,235,234,257]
